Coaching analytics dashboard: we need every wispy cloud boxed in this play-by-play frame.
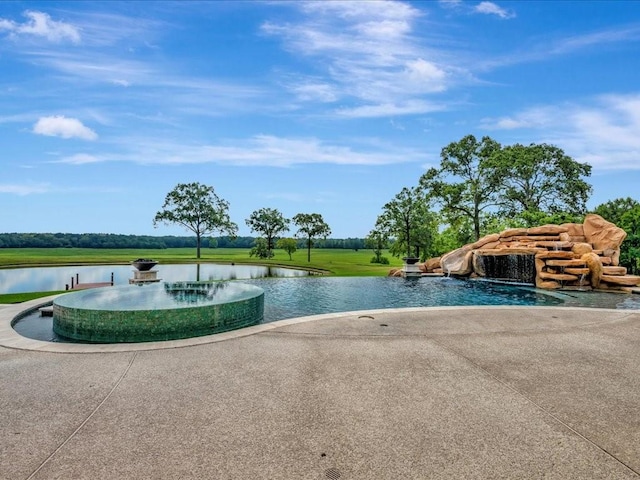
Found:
[289,81,339,103]
[438,0,463,8]
[67,11,165,47]
[336,100,446,118]
[474,2,515,19]
[480,106,556,130]
[0,10,80,43]
[480,93,640,170]
[23,50,155,86]
[64,134,426,168]
[0,182,52,195]
[16,47,266,117]
[156,135,425,167]
[33,116,97,140]
[56,153,102,165]
[1,8,263,118]
[0,113,39,124]
[262,1,461,117]
[478,23,640,70]
[549,24,640,55]
[439,0,515,19]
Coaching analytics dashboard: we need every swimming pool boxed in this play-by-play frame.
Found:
[14,276,640,343]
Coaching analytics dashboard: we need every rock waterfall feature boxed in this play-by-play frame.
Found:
[391,214,640,292]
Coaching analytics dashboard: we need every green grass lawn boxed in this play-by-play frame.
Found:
[0,247,403,303]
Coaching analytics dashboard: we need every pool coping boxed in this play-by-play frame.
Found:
[1,294,638,354]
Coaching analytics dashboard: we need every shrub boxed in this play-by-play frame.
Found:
[370,256,389,264]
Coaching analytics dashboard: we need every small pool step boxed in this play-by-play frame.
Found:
[39,306,53,317]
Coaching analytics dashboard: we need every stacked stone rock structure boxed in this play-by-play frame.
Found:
[394,214,639,292]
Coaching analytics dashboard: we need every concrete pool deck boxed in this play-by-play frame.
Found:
[1,303,640,479]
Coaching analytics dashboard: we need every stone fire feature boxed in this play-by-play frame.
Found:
[391,214,639,292]
[129,259,161,284]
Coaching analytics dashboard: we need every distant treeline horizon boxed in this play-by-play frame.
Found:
[0,233,367,250]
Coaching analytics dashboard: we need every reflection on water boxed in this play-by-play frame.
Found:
[54,281,262,310]
[0,264,308,294]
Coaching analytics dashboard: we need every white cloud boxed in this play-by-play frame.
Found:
[299,1,419,22]
[480,94,640,170]
[102,134,426,168]
[291,82,338,103]
[439,0,463,8]
[111,79,131,87]
[67,11,164,47]
[178,135,418,167]
[262,1,462,117]
[550,25,640,55]
[477,24,640,71]
[0,10,80,43]
[0,183,51,195]
[26,51,154,86]
[474,2,515,19]
[404,58,447,91]
[33,116,98,140]
[20,48,266,116]
[480,106,556,130]
[336,100,445,118]
[57,153,102,165]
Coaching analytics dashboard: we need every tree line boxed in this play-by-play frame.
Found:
[0,233,367,251]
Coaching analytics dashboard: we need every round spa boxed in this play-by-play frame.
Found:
[53,281,264,343]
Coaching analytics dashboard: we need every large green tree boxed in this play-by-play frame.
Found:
[245,208,290,259]
[420,135,502,241]
[292,213,331,262]
[490,143,592,223]
[375,186,436,260]
[594,197,640,274]
[153,182,238,259]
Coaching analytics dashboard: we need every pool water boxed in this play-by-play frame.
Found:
[55,281,262,310]
[13,276,640,343]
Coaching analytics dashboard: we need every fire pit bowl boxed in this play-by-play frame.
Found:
[132,259,158,271]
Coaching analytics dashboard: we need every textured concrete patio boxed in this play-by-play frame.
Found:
[1,302,640,479]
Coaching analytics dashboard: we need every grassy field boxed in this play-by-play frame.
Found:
[0,247,402,303]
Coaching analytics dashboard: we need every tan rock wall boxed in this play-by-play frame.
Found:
[406,214,637,291]
[583,214,627,254]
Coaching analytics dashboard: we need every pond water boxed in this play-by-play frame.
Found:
[0,263,309,294]
[14,276,640,343]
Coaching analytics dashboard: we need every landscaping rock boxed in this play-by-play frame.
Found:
[423,257,441,273]
[471,233,500,249]
[527,225,569,235]
[581,252,603,288]
[440,247,474,276]
[583,214,627,253]
[571,243,593,256]
[602,266,627,275]
[601,275,640,286]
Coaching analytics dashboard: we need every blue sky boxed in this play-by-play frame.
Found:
[1,1,639,238]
